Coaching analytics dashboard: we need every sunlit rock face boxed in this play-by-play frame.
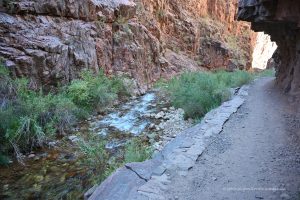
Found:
[0,0,255,91]
[252,32,277,69]
[237,0,300,95]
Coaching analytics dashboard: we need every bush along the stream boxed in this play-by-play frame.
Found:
[67,70,130,112]
[76,136,153,189]
[0,67,78,163]
[0,63,129,164]
[77,136,111,183]
[160,70,254,119]
[124,137,153,163]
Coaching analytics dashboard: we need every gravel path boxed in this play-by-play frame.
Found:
[165,77,300,200]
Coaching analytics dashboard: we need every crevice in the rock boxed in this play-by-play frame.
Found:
[125,165,149,182]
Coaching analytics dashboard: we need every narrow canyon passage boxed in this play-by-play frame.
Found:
[165,78,300,200]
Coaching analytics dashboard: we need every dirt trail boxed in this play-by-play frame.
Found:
[166,78,300,200]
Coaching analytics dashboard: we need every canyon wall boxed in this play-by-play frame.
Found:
[237,0,300,96]
[252,32,277,69]
[0,0,255,93]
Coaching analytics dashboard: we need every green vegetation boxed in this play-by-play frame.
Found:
[77,136,114,184]
[158,70,254,119]
[225,34,248,67]
[67,70,129,112]
[256,68,275,77]
[0,62,129,163]
[124,138,153,163]
[76,136,152,188]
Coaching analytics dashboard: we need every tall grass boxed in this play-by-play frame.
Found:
[160,70,253,119]
[124,138,153,163]
[0,63,129,164]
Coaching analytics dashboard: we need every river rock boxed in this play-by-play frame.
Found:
[3,184,9,191]
[28,154,35,158]
[144,113,151,118]
[155,111,165,119]
[68,135,79,143]
[149,123,155,129]
[170,107,175,111]
[48,141,57,148]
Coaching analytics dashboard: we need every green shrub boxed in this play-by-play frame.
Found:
[0,61,129,163]
[0,75,79,158]
[214,70,253,88]
[161,70,254,119]
[77,136,119,185]
[78,137,108,170]
[124,138,153,163]
[256,69,275,77]
[67,70,129,112]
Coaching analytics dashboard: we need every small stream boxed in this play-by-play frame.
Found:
[0,92,162,199]
[90,93,156,149]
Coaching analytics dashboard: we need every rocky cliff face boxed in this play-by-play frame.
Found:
[237,0,300,96]
[0,0,255,93]
[252,32,277,69]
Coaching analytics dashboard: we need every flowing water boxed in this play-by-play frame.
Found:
[90,93,156,149]
[0,93,159,199]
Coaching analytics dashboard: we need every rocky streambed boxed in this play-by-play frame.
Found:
[0,91,192,199]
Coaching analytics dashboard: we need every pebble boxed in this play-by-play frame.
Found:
[34,156,40,161]
[255,195,264,199]
[48,141,57,148]
[68,135,79,143]
[155,111,165,119]
[149,123,156,129]
[3,184,9,190]
[28,154,35,158]
[144,113,151,118]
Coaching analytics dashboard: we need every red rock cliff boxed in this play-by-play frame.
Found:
[0,0,255,92]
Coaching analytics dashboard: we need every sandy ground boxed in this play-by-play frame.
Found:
[165,78,300,200]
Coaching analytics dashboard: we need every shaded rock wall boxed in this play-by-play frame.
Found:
[0,0,255,92]
[237,0,300,95]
